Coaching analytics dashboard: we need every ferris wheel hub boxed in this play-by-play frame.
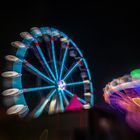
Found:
[58,80,66,91]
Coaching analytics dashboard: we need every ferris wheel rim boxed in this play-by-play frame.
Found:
[2,26,94,118]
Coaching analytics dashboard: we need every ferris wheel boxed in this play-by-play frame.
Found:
[1,27,94,118]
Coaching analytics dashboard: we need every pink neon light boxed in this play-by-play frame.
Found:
[65,95,82,111]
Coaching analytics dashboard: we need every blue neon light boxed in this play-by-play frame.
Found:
[66,81,85,86]
[64,89,86,104]
[59,91,64,112]
[51,38,58,81]
[35,42,56,81]
[24,85,55,92]
[26,63,55,84]
[59,47,68,80]
[63,60,81,81]
[61,90,69,106]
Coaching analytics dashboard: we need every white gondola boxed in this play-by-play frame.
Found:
[84,80,90,84]
[20,32,34,40]
[30,27,42,37]
[1,71,21,78]
[11,41,26,48]
[83,104,91,109]
[7,104,27,115]
[18,106,28,114]
[52,31,60,37]
[5,55,19,62]
[84,92,91,96]
[60,37,68,42]
[2,88,21,96]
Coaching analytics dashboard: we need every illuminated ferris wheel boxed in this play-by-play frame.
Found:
[1,27,94,118]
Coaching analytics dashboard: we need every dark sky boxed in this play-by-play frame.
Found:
[0,1,140,107]
[0,2,140,140]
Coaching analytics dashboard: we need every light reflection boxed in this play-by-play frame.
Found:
[103,74,140,131]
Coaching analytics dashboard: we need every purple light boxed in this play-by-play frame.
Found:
[58,80,66,91]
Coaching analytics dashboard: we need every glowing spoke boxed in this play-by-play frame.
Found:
[23,60,54,84]
[51,38,58,81]
[61,90,69,106]
[51,37,58,80]
[34,41,56,81]
[64,89,86,104]
[59,47,68,80]
[63,59,82,81]
[34,89,56,118]
[59,91,64,112]
[23,85,55,92]
[66,81,85,87]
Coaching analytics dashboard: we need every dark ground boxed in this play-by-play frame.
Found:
[0,1,140,139]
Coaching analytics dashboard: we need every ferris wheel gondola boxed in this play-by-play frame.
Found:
[1,27,94,118]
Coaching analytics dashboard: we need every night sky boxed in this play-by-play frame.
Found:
[0,1,140,140]
[0,1,140,112]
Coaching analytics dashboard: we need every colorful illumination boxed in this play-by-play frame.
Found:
[33,40,56,81]
[51,36,58,81]
[103,74,140,130]
[59,46,69,80]
[2,26,94,118]
[34,89,56,118]
[63,58,82,81]
[65,95,83,111]
[132,97,140,107]
[58,80,66,91]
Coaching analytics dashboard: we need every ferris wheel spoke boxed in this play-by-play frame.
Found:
[64,89,86,104]
[61,90,69,106]
[62,58,83,81]
[66,81,85,87]
[58,90,64,112]
[34,89,57,118]
[42,35,53,68]
[59,47,69,80]
[51,37,58,81]
[23,60,55,84]
[33,41,56,81]
[22,85,55,93]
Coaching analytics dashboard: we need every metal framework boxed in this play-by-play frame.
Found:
[2,27,94,118]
